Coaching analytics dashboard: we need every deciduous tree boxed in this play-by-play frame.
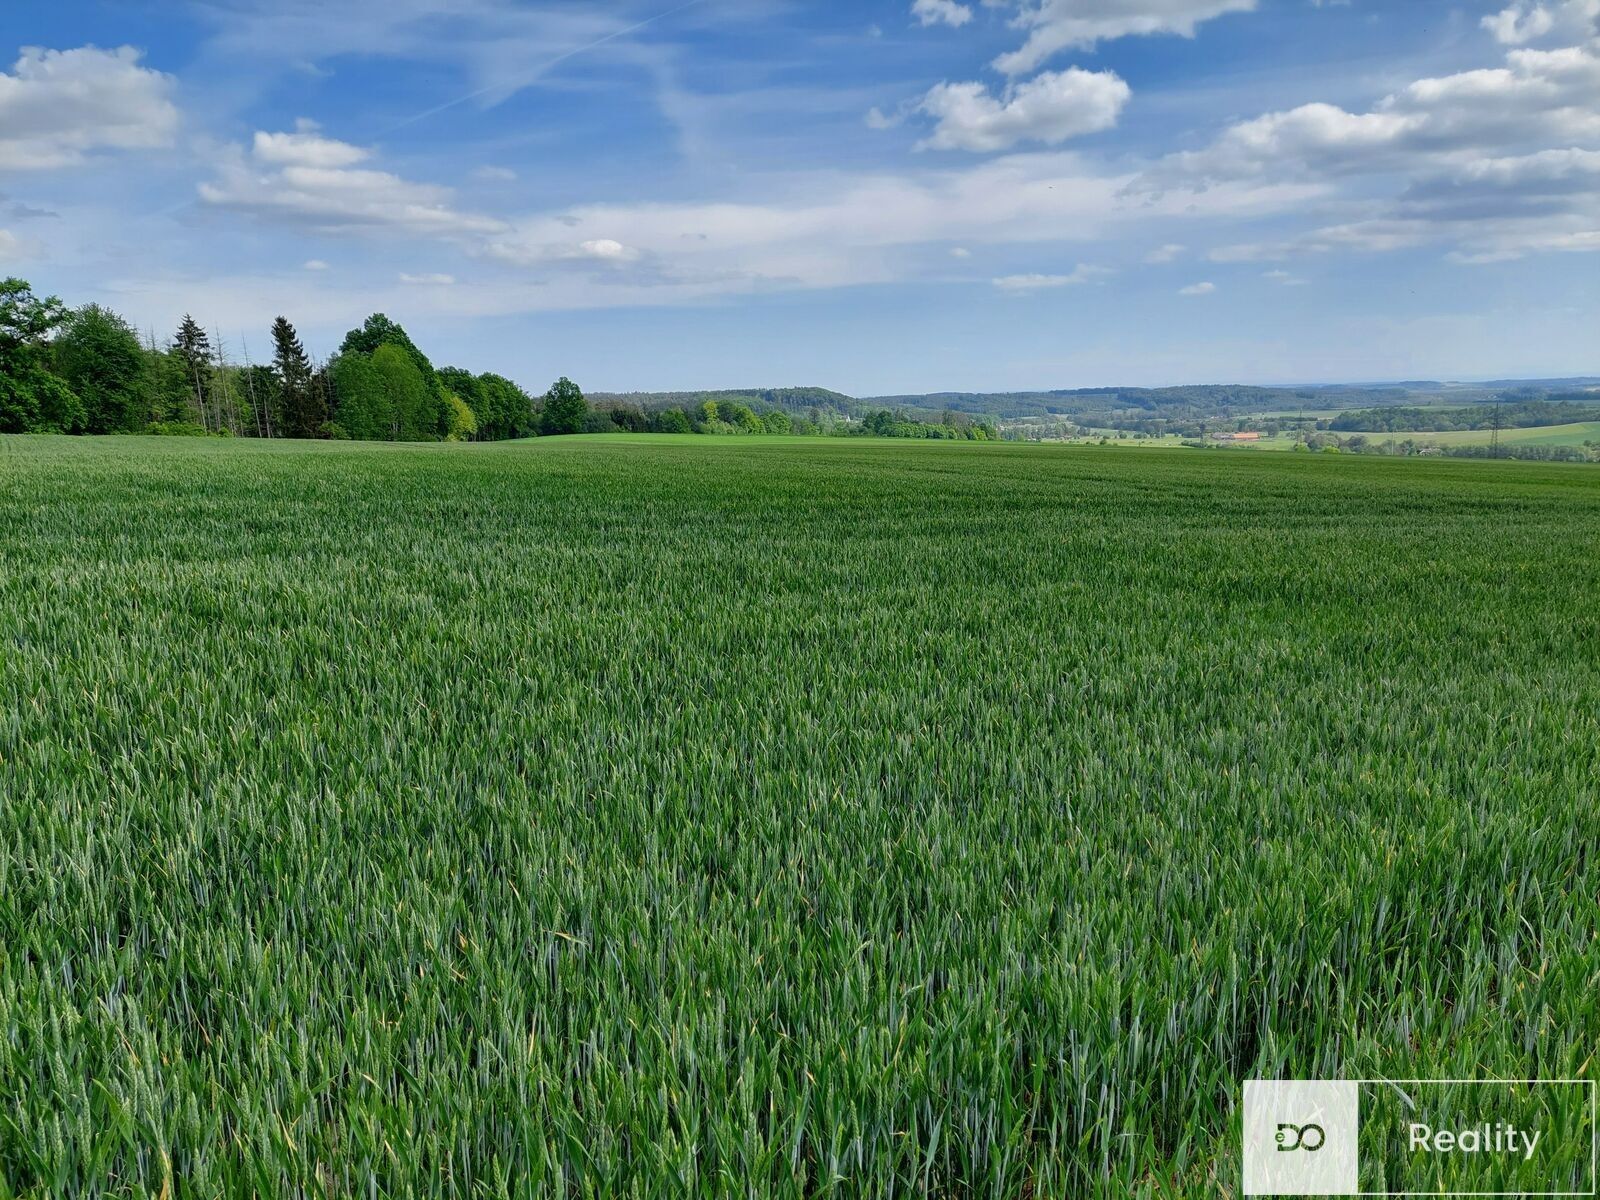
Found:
[53,304,149,433]
[330,352,390,441]
[445,392,478,441]
[0,278,80,433]
[541,377,587,436]
[340,314,447,437]
[372,343,432,440]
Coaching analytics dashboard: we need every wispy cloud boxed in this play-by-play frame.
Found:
[913,0,974,29]
[987,0,1257,75]
[992,265,1110,290]
[199,122,505,238]
[1482,0,1599,45]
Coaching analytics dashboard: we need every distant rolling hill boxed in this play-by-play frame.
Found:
[587,379,1600,426]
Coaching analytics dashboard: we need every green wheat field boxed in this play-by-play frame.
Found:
[2,434,1597,1197]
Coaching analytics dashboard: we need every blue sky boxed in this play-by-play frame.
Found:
[1,0,1597,395]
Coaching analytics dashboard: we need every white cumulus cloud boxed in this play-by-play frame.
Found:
[253,122,370,168]
[916,68,1131,152]
[578,238,637,261]
[1179,280,1215,294]
[1159,43,1600,184]
[1148,37,1600,264]
[0,46,178,170]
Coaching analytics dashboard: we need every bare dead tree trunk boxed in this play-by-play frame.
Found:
[145,327,162,424]
[241,335,268,438]
[322,357,337,438]
[191,358,210,432]
[212,328,240,437]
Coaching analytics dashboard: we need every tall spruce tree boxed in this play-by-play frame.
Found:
[271,316,324,438]
[309,365,333,438]
[173,315,213,428]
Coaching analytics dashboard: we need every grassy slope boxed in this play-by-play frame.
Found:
[2,434,1598,1197]
[1066,419,1600,452]
[1365,420,1600,448]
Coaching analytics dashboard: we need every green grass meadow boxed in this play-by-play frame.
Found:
[2,434,1598,1197]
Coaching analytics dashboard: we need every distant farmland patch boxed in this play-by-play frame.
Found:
[1350,420,1600,448]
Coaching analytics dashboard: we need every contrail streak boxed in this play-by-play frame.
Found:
[383,0,706,135]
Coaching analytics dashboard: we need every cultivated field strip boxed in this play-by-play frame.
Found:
[2,435,1598,1197]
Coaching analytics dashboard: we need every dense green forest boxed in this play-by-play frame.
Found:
[589,387,861,419]
[1330,400,1600,433]
[587,386,998,438]
[0,278,995,443]
[0,277,546,442]
[588,396,996,440]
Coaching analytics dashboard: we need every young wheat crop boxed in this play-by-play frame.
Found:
[2,434,1597,1197]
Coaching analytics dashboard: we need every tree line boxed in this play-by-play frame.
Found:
[1295,432,1597,462]
[588,398,996,440]
[1329,400,1600,434]
[0,277,570,441]
[0,276,997,443]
